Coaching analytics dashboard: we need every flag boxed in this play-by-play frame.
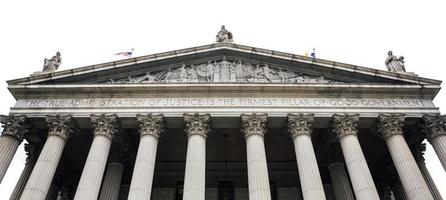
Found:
[310,48,316,59]
[115,48,134,57]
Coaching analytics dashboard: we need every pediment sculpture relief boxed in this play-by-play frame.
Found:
[106,57,339,84]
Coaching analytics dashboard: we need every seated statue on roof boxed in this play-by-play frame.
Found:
[42,52,62,72]
[385,51,406,73]
[216,25,233,43]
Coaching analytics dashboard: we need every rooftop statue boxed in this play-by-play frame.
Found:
[43,52,62,72]
[216,25,233,43]
[385,51,406,73]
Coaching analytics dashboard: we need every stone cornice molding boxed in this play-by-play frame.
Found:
[136,114,164,139]
[287,113,314,138]
[377,113,405,140]
[0,114,28,141]
[423,114,446,142]
[184,113,211,138]
[46,115,76,141]
[90,114,119,139]
[241,113,268,138]
[332,114,360,139]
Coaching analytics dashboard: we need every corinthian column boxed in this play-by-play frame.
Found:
[182,113,211,200]
[423,114,446,172]
[74,114,118,200]
[328,162,355,200]
[241,113,271,200]
[287,114,326,200]
[332,114,380,200]
[9,143,40,200]
[128,114,164,200]
[20,115,75,200]
[377,114,433,200]
[0,115,28,183]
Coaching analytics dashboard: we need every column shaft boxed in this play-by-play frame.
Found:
[0,115,27,184]
[128,114,163,200]
[293,135,326,199]
[385,135,433,199]
[246,135,271,200]
[127,135,159,199]
[182,113,210,200]
[339,135,380,199]
[417,162,442,199]
[183,135,206,200]
[99,162,124,200]
[392,180,408,200]
[0,135,21,182]
[9,160,35,200]
[430,136,446,171]
[20,136,66,200]
[45,184,60,200]
[74,135,112,200]
[328,162,355,200]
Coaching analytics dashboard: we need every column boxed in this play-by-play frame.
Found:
[411,142,442,200]
[128,114,164,200]
[10,143,40,200]
[287,114,326,200]
[423,114,446,171]
[98,162,124,200]
[377,114,433,200]
[241,113,271,200]
[328,162,355,200]
[0,115,28,183]
[45,184,60,200]
[20,115,75,200]
[392,179,408,200]
[74,114,118,200]
[182,113,211,200]
[332,114,380,200]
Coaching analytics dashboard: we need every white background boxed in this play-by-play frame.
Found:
[0,0,445,198]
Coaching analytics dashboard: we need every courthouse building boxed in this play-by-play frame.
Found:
[0,27,445,200]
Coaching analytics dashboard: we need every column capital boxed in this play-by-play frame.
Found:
[241,113,268,138]
[91,114,119,139]
[46,115,76,141]
[287,113,314,138]
[332,114,359,139]
[136,114,164,139]
[422,114,446,142]
[184,113,211,138]
[0,114,28,141]
[377,113,405,140]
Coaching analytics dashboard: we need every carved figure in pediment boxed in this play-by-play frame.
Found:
[178,64,189,82]
[197,61,214,82]
[385,51,406,72]
[164,68,177,82]
[188,65,198,82]
[218,57,233,82]
[42,52,62,72]
[134,72,160,83]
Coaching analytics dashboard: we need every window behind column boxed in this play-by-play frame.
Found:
[218,180,234,200]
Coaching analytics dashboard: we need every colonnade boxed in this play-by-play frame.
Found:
[0,113,445,200]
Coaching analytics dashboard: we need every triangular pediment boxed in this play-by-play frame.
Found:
[7,43,441,86]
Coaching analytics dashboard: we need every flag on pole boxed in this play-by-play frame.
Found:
[310,48,316,59]
[115,48,134,57]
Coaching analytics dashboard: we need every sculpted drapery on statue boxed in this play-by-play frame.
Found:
[216,25,233,43]
[42,52,62,73]
[385,51,406,73]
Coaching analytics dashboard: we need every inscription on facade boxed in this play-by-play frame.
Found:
[18,98,432,109]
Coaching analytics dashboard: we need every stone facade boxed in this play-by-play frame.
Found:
[1,41,444,200]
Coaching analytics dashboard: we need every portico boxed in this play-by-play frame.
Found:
[1,36,444,200]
